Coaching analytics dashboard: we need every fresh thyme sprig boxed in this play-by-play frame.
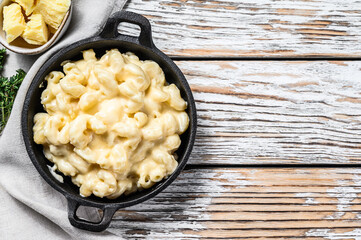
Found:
[0,48,6,71]
[0,49,26,132]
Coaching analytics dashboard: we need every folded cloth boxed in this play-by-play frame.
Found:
[0,0,128,238]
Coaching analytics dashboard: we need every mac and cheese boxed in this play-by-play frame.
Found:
[33,49,189,199]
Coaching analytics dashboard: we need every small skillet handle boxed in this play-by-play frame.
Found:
[100,11,155,48]
[67,198,117,232]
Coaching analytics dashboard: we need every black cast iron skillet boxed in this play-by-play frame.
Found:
[22,11,197,232]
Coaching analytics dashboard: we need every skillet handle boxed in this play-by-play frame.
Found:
[100,10,155,48]
[67,198,117,232]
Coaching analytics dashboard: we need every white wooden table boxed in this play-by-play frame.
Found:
[109,1,361,238]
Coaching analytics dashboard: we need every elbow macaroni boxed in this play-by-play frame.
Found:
[33,49,189,199]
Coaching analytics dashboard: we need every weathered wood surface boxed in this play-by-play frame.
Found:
[176,60,361,165]
[110,168,361,239]
[123,0,361,57]
[109,1,361,238]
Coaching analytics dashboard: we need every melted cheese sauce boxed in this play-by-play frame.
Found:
[33,49,189,199]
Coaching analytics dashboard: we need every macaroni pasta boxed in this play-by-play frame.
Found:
[33,49,189,199]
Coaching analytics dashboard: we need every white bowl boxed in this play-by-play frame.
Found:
[0,0,72,55]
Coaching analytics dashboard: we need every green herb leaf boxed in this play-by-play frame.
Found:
[0,48,6,72]
[0,49,26,132]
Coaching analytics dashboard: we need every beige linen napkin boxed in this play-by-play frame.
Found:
[0,0,128,239]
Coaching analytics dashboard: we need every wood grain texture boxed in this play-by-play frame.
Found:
[177,60,361,165]
[110,168,361,239]
[123,0,361,57]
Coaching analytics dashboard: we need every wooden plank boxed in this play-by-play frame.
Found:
[123,0,361,57]
[175,60,361,165]
[110,168,361,239]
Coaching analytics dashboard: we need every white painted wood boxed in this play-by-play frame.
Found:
[175,60,361,165]
[110,168,361,239]
[123,0,361,57]
[106,2,361,239]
